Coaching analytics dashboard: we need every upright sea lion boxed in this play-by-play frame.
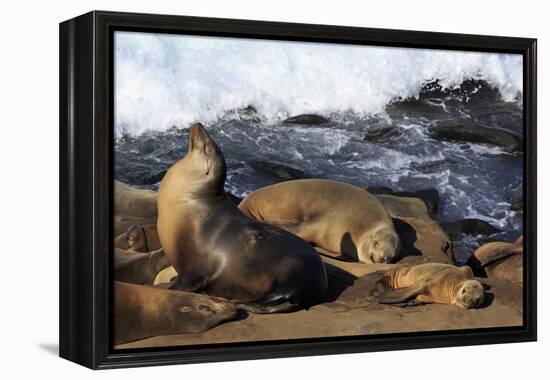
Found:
[238,179,400,264]
[365,263,485,309]
[157,123,327,313]
[114,248,170,285]
[467,238,523,284]
[114,224,161,252]
[114,281,236,344]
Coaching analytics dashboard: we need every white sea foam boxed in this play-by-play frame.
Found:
[115,31,523,136]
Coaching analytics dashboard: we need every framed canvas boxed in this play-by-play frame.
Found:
[59,11,537,369]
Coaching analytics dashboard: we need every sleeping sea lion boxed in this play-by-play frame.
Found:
[114,223,161,252]
[238,179,400,264]
[115,180,158,219]
[467,237,523,283]
[157,123,327,313]
[114,281,236,344]
[114,248,170,285]
[365,263,485,309]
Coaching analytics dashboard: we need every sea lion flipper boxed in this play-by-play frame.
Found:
[234,293,300,314]
[478,249,519,267]
[127,224,149,252]
[375,285,426,304]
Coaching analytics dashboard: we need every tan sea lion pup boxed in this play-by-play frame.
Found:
[366,263,485,309]
[114,248,170,285]
[114,281,236,345]
[238,179,400,264]
[157,123,327,313]
[114,224,161,252]
[467,236,523,284]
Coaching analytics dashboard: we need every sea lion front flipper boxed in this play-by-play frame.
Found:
[375,284,427,304]
[393,299,426,307]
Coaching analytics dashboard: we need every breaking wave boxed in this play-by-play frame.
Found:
[114,31,523,137]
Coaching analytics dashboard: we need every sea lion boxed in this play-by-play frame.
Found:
[365,263,485,309]
[115,180,158,219]
[238,179,400,264]
[114,223,161,252]
[114,281,237,344]
[467,238,523,284]
[157,123,327,313]
[114,215,156,237]
[114,248,170,285]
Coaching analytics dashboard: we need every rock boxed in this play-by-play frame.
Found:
[370,188,440,215]
[116,164,168,186]
[226,192,242,205]
[428,124,522,152]
[363,125,400,142]
[375,194,431,220]
[283,114,330,125]
[441,219,501,240]
[116,273,522,349]
[230,105,265,123]
[393,216,454,264]
[366,186,393,194]
[249,160,305,181]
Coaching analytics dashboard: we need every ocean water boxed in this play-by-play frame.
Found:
[114,32,523,260]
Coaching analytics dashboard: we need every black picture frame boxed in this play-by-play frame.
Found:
[59,10,537,369]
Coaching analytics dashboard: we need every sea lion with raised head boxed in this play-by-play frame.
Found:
[114,281,237,344]
[365,263,485,309]
[157,123,328,313]
[238,179,400,264]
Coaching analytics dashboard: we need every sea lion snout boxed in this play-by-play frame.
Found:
[189,123,215,151]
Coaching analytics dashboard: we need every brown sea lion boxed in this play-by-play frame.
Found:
[238,179,400,264]
[115,180,158,219]
[365,263,485,309]
[114,224,161,252]
[467,238,523,284]
[114,281,237,344]
[157,123,327,313]
[114,248,170,285]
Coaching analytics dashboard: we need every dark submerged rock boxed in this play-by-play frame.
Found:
[441,219,501,241]
[363,125,401,143]
[249,160,305,181]
[428,124,522,152]
[226,192,242,205]
[283,114,330,125]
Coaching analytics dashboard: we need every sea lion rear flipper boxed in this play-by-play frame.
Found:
[234,293,301,314]
[375,284,427,304]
